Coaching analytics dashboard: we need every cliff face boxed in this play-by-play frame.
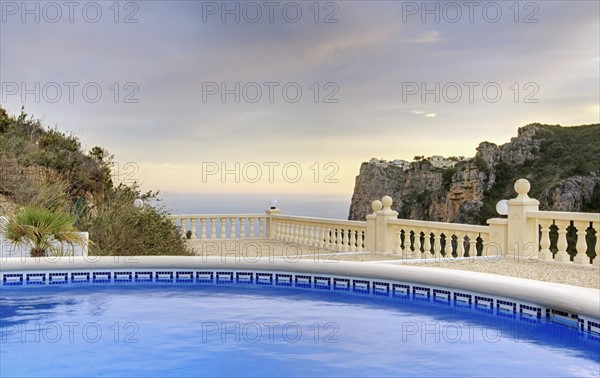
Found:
[348,124,600,223]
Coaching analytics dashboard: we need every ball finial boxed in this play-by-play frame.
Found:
[382,196,393,210]
[514,179,531,198]
[371,200,382,212]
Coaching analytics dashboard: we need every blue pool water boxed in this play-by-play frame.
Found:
[1,285,599,378]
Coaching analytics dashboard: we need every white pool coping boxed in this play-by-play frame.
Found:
[1,256,599,320]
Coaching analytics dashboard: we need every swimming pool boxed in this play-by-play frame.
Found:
[1,257,599,377]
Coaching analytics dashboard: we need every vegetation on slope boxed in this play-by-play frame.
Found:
[478,124,600,223]
[0,107,192,256]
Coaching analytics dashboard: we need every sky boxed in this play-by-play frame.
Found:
[1,0,598,197]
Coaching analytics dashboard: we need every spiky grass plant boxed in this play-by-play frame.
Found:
[2,206,86,257]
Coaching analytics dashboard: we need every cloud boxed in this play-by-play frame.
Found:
[402,30,441,44]
[425,113,437,118]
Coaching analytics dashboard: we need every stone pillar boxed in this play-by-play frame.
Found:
[507,179,540,260]
[376,196,399,253]
[265,208,281,239]
[365,200,382,253]
[487,218,508,258]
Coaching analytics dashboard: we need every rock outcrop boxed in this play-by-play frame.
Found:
[349,124,600,223]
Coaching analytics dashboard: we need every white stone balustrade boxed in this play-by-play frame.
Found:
[269,214,367,252]
[387,219,490,260]
[167,215,267,240]
[164,179,598,267]
[528,211,600,266]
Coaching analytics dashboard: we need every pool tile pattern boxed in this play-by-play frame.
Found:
[2,269,598,337]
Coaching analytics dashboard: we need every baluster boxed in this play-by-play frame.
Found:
[356,230,364,252]
[432,231,442,259]
[341,228,348,250]
[306,224,314,245]
[349,228,357,252]
[403,229,412,258]
[294,223,300,244]
[413,230,421,256]
[466,232,478,258]
[248,218,255,238]
[219,218,227,239]
[304,224,310,245]
[300,224,307,245]
[280,223,286,241]
[334,228,341,250]
[190,218,197,240]
[573,221,589,264]
[210,218,217,239]
[275,222,282,240]
[229,218,237,239]
[317,225,325,248]
[554,220,571,262]
[443,230,452,258]
[259,218,265,239]
[457,233,466,258]
[422,229,431,259]
[200,218,207,240]
[538,220,552,260]
[594,230,599,266]
[180,218,187,239]
[239,217,246,239]
[312,225,321,249]
[292,223,299,243]
[286,223,292,242]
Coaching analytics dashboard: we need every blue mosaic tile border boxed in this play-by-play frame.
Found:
[2,268,598,337]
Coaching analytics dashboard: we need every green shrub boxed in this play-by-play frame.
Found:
[76,185,192,256]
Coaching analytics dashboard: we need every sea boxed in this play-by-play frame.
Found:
[158,193,352,220]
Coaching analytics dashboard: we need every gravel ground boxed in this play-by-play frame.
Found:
[188,241,599,289]
[403,259,600,289]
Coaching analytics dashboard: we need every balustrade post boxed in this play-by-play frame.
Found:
[487,218,508,258]
[366,200,380,253]
[507,179,540,260]
[393,228,401,254]
[265,207,281,239]
[375,196,398,253]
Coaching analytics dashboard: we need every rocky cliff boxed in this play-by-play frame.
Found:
[348,124,600,224]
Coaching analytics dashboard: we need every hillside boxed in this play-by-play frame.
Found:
[349,124,600,224]
[0,107,191,256]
